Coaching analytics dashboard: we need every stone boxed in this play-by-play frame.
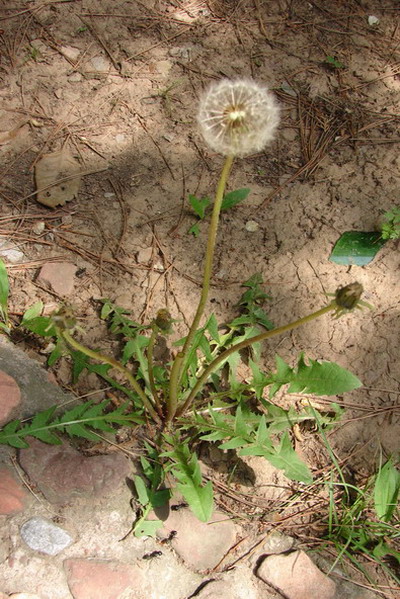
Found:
[20,516,73,555]
[0,465,28,515]
[90,56,109,72]
[68,72,82,83]
[195,566,263,599]
[64,558,143,599]
[18,438,131,504]
[257,550,336,599]
[0,336,72,421]
[260,531,295,555]
[155,507,237,571]
[61,46,81,61]
[0,239,24,263]
[136,247,153,264]
[37,262,76,295]
[0,370,21,425]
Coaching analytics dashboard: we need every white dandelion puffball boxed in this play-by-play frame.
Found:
[197,79,280,157]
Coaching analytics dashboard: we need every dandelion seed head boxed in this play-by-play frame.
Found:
[197,79,280,157]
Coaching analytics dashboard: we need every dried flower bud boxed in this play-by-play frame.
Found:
[335,282,363,310]
[197,79,280,157]
[154,308,173,334]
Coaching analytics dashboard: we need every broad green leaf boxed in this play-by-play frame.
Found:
[374,458,400,522]
[261,432,313,483]
[134,475,150,506]
[0,259,9,319]
[188,194,210,219]
[206,313,220,343]
[373,541,400,563]
[134,518,162,538]
[288,355,362,395]
[221,188,250,211]
[21,301,43,322]
[177,479,214,523]
[22,316,56,337]
[150,488,170,508]
[188,223,200,237]
[249,359,270,399]
[70,349,90,382]
[329,231,386,266]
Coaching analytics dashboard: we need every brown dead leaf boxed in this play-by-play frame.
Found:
[34,149,81,208]
[0,120,29,145]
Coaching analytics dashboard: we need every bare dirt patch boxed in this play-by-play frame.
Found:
[0,0,399,596]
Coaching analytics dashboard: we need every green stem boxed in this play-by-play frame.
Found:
[177,302,336,417]
[147,326,163,417]
[60,329,160,423]
[167,154,234,422]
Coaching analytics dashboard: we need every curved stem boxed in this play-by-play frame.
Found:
[177,302,336,417]
[60,329,160,423]
[147,326,163,417]
[167,154,234,422]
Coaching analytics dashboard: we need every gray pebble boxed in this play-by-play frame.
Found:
[20,517,73,555]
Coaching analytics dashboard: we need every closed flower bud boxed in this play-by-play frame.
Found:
[197,79,280,157]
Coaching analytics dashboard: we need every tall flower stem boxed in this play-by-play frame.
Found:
[167,154,234,422]
[177,302,337,417]
[60,329,160,423]
[147,325,163,418]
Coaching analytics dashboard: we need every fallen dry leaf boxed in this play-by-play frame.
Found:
[34,149,81,208]
[0,120,29,145]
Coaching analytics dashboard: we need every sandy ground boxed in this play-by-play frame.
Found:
[0,0,399,592]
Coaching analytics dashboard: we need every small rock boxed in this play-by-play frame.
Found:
[0,465,28,515]
[196,566,262,599]
[61,45,81,61]
[90,55,109,72]
[103,192,115,198]
[64,558,144,599]
[61,214,73,226]
[115,133,126,144]
[20,516,73,555]
[68,72,82,83]
[245,220,259,232]
[368,15,379,26]
[37,262,76,295]
[54,88,63,99]
[19,438,131,503]
[0,239,24,263]
[257,550,336,599]
[156,508,237,571]
[260,531,295,555]
[136,247,153,264]
[0,370,21,426]
[32,221,45,235]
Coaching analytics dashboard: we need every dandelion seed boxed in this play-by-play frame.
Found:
[197,79,280,157]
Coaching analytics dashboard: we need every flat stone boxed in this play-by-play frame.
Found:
[90,56,109,72]
[156,507,237,571]
[18,438,131,504]
[0,337,72,426]
[0,370,21,426]
[64,558,143,599]
[257,550,336,599]
[136,247,153,264]
[0,465,29,514]
[61,45,81,61]
[37,262,76,296]
[68,72,82,82]
[196,566,263,599]
[20,516,73,555]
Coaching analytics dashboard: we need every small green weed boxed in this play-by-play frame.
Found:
[381,207,400,241]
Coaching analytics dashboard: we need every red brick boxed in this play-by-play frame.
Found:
[0,370,21,426]
[64,558,143,599]
[0,465,28,515]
